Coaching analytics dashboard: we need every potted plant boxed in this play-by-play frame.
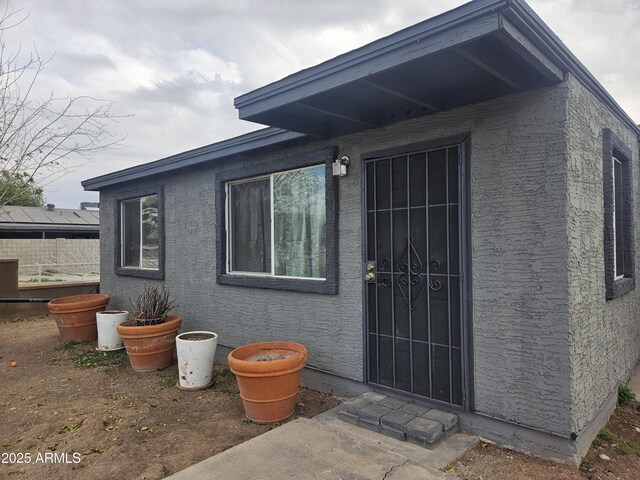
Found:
[47,293,110,341]
[176,331,218,390]
[116,286,182,372]
[227,341,308,423]
[96,310,129,351]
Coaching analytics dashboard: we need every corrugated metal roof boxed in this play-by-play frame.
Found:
[0,206,99,230]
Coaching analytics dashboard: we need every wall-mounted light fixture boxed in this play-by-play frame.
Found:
[332,155,350,177]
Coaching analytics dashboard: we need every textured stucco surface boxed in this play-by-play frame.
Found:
[99,83,573,434]
[99,147,365,381]
[565,73,640,435]
[468,81,571,435]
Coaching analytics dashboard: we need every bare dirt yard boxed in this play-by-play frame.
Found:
[448,398,640,479]
[0,316,340,480]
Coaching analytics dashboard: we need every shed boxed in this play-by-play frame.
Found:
[82,0,640,463]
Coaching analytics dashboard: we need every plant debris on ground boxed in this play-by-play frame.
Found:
[448,400,640,479]
[73,349,127,371]
[1,316,340,480]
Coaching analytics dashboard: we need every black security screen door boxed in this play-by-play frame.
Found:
[364,144,466,407]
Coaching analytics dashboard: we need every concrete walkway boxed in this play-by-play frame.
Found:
[167,408,478,479]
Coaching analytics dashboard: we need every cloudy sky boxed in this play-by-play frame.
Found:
[4,0,639,207]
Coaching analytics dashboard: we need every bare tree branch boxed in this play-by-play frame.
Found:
[0,4,127,207]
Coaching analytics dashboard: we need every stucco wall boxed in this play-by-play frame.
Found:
[100,150,365,381]
[468,82,571,435]
[565,73,640,435]
[99,82,572,434]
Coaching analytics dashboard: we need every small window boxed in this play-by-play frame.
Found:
[613,158,624,278]
[226,165,326,279]
[603,128,635,300]
[121,195,159,270]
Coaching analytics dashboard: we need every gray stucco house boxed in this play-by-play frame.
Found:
[82,0,640,464]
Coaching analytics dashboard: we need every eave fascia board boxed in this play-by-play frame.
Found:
[82,127,307,191]
[234,0,508,115]
[0,224,99,231]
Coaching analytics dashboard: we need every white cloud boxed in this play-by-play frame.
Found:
[2,0,637,207]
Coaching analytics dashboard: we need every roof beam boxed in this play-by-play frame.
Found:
[362,79,443,113]
[295,101,379,128]
[454,43,528,92]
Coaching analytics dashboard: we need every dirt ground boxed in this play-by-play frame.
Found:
[0,316,341,480]
[448,402,640,479]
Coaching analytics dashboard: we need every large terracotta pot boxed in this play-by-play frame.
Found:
[116,315,182,372]
[47,294,110,341]
[228,341,308,423]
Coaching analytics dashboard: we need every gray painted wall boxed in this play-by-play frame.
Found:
[100,81,574,436]
[565,73,640,436]
[468,81,571,435]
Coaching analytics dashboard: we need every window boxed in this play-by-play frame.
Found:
[115,187,164,280]
[121,195,159,269]
[603,128,635,300]
[226,165,326,279]
[613,158,624,278]
[216,148,337,294]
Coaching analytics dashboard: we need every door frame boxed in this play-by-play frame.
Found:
[360,133,474,412]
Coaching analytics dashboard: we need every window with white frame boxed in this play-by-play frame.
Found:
[613,157,625,278]
[121,195,160,270]
[226,165,326,279]
[603,128,635,300]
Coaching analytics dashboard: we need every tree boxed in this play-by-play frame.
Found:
[0,170,44,206]
[0,4,123,208]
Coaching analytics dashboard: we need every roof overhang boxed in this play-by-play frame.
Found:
[234,0,639,138]
[82,127,306,191]
[83,0,639,192]
[0,224,98,232]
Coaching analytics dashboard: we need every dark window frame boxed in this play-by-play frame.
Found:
[603,128,635,300]
[114,185,165,280]
[216,148,338,294]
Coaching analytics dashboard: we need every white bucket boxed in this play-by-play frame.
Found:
[96,311,129,351]
[176,331,218,390]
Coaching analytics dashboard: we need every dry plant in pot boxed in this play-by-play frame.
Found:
[130,286,178,326]
[116,285,182,372]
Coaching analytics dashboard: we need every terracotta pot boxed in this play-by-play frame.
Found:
[117,315,182,372]
[228,341,308,423]
[47,293,110,341]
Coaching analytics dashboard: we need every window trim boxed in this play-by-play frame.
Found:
[613,158,624,280]
[225,164,327,280]
[216,148,338,294]
[120,196,160,271]
[603,128,635,300]
[114,185,165,280]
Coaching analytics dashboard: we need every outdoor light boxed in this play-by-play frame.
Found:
[333,155,350,177]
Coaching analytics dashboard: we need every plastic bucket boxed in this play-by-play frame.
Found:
[176,331,218,390]
[96,310,129,351]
